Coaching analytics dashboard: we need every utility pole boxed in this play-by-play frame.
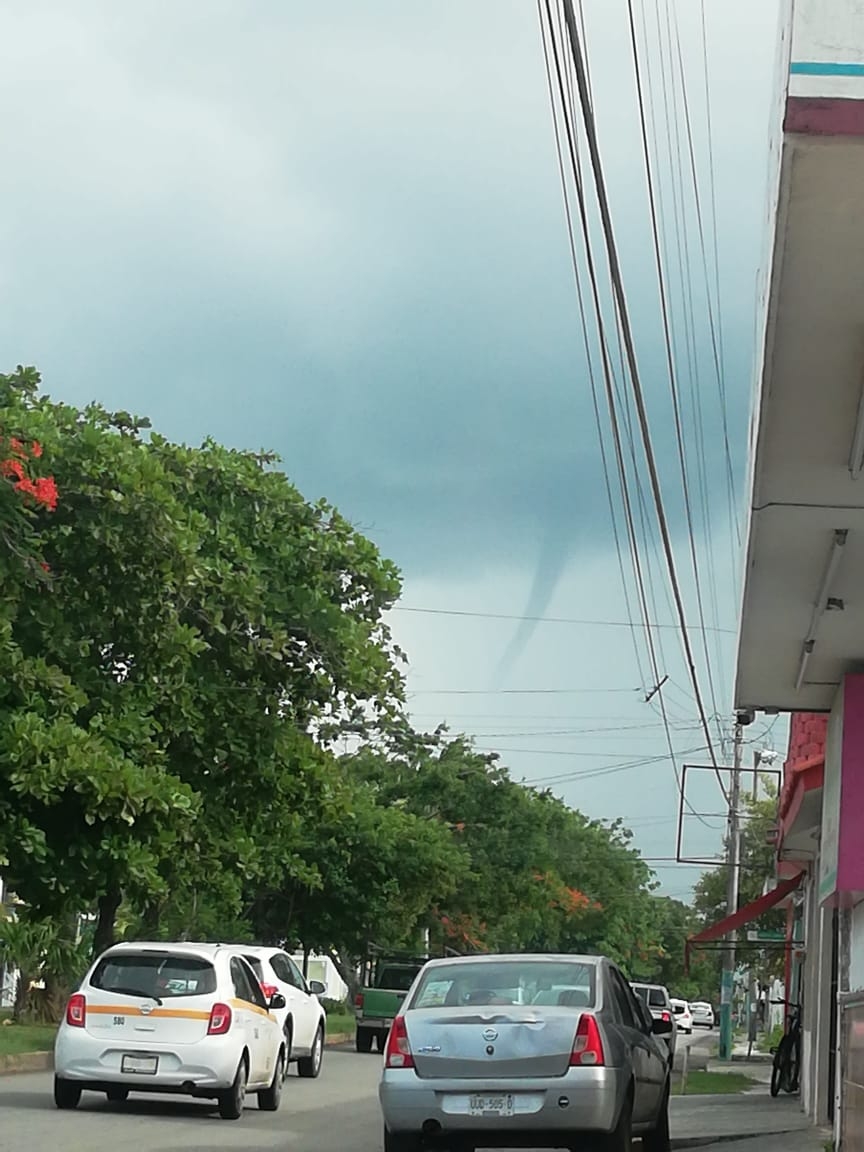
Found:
[719,721,743,1061]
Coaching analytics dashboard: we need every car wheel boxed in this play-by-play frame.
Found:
[54,1077,82,1110]
[257,1049,285,1112]
[356,1026,374,1053]
[603,1087,633,1152]
[642,1079,671,1152]
[218,1056,248,1120]
[298,1024,324,1078]
[106,1086,129,1103]
[383,1129,422,1152]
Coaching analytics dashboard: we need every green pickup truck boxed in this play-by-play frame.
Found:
[354,955,426,1053]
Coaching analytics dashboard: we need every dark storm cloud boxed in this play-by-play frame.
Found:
[0,0,776,578]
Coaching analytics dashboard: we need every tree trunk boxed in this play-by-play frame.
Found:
[92,887,122,960]
[302,944,310,979]
[327,949,359,1002]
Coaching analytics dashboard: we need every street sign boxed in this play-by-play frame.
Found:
[746,929,785,942]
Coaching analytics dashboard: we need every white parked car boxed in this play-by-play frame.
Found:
[670,998,693,1034]
[690,1001,716,1029]
[225,945,327,1079]
[54,941,286,1120]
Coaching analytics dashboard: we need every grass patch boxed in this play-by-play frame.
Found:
[325,1012,354,1036]
[675,1070,758,1096]
[0,1022,57,1057]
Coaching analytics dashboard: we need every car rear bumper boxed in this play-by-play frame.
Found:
[54,1031,238,1092]
[379,1066,622,1136]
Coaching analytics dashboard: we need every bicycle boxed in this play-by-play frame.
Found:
[769,999,801,1097]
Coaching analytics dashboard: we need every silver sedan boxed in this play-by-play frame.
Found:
[378,953,672,1151]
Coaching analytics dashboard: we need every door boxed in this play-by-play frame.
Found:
[230,957,272,1085]
[608,969,660,1123]
[272,953,317,1050]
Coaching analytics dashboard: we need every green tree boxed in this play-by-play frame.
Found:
[0,367,405,957]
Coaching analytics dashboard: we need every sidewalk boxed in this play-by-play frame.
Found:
[671,1088,829,1151]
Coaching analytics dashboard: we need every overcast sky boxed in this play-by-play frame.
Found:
[0,0,786,899]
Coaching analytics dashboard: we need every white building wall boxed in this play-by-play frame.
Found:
[849,899,864,993]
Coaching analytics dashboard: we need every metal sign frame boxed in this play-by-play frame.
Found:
[676,762,782,865]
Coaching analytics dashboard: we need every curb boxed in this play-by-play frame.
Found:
[0,1032,356,1078]
[0,1051,53,1076]
[671,1132,803,1150]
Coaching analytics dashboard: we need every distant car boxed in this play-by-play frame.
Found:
[690,1001,716,1029]
[54,941,285,1119]
[379,952,673,1152]
[670,998,693,1034]
[630,983,676,1060]
[223,945,327,1079]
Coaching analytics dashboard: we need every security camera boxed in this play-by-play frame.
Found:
[736,709,755,727]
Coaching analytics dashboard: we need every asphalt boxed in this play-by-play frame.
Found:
[0,1042,828,1152]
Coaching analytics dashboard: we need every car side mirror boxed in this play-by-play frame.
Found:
[308,980,326,996]
[652,1016,674,1037]
[269,992,287,1010]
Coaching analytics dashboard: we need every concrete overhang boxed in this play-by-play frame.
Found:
[735,41,864,712]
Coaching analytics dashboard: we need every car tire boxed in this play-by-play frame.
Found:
[642,1079,671,1152]
[298,1024,324,1078]
[604,1087,633,1152]
[258,1049,284,1112]
[218,1056,248,1120]
[54,1077,82,1110]
[356,1026,374,1053]
[106,1086,129,1103]
[383,1129,422,1152]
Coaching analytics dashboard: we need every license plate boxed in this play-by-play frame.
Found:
[121,1054,158,1075]
[470,1093,514,1117]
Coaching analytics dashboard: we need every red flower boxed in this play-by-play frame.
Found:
[1,457,25,480]
[8,438,26,457]
[14,477,37,499]
[40,561,50,572]
[31,441,43,459]
[33,476,58,511]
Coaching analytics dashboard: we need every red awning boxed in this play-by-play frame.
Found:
[685,872,804,969]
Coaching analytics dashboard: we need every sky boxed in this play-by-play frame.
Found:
[0,0,786,900]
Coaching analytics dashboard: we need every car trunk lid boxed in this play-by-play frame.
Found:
[406,1008,581,1079]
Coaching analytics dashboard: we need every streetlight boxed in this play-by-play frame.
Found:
[752,748,778,800]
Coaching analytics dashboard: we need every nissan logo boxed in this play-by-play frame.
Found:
[482,1027,498,1042]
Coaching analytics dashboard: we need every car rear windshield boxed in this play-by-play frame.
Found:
[377,966,420,991]
[633,986,668,1008]
[90,953,217,999]
[410,960,597,1010]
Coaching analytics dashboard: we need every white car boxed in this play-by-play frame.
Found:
[690,1001,716,1029]
[54,941,286,1120]
[225,945,326,1079]
[670,997,693,1034]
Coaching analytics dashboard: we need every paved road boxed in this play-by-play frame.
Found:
[1,1030,797,1152]
[0,1049,384,1152]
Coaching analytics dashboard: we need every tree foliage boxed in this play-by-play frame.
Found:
[0,366,709,1013]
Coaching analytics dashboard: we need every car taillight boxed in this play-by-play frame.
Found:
[570,1013,605,1066]
[207,1002,232,1035]
[661,1011,671,1023]
[260,983,278,1001]
[66,993,86,1028]
[354,992,364,1010]
[384,1015,415,1069]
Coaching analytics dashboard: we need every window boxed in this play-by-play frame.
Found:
[410,960,597,1011]
[243,955,265,982]
[271,953,304,990]
[90,953,217,999]
[647,988,668,1008]
[287,957,308,992]
[608,969,638,1029]
[231,957,267,1008]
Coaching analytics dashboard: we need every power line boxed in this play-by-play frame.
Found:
[557,0,728,803]
[393,605,734,633]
